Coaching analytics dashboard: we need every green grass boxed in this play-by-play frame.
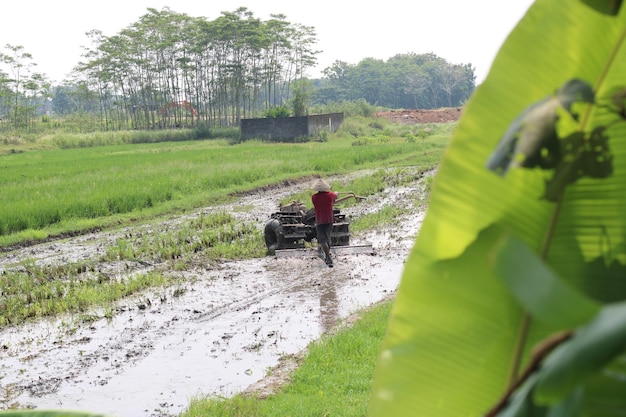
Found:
[0,211,268,326]
[0,132,448,248]
[0,118,448,326]
[351,204,411,233]
[182,300,393,417]
[0,166,429,327]
[0,269,173,326]
[0,118,450,416]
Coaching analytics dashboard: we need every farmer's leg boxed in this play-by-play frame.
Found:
[316,224,332,259]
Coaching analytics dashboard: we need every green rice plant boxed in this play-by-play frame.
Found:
[0,121,450,248]
[49,129,205,149]
[102,212,265,266]
[351,204,410,233]
[421,175,434,199]
[0,267,172,326]
[206,230,266,260]
[106,239,137,260]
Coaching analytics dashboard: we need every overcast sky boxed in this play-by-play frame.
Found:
[1,0,535,85]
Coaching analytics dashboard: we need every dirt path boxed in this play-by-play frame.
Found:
[0,169,429,417]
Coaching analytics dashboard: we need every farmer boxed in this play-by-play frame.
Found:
[311,178,358,268]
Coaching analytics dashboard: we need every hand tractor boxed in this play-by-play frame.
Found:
[263,200,372,258]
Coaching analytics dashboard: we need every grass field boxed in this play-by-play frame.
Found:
[0,122,451,249]
[0,118,452,326]
[0,117,453,416]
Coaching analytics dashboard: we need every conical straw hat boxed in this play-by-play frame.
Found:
[311,178,331,192]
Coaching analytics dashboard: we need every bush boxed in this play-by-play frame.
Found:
[311,98,379,118]
[316,129,329,142]
[263,105,291,118]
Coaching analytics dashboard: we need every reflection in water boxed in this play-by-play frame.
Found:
[319,278,339,332]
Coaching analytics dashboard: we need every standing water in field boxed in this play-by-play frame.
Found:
[0,171,428,417]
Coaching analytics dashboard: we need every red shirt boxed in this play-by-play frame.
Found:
[311,191,337,225]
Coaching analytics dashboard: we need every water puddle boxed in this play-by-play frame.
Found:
[0,171,427,417]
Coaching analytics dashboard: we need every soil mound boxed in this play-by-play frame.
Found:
[375,107,462,124]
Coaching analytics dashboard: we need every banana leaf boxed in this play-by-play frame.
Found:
[369,0,626,416]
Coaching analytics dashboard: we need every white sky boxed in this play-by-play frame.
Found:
[1,0,535,85]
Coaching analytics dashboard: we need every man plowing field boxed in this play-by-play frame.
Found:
[310,178,363,267]
[264,179,368,266]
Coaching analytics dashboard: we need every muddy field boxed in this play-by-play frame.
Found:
[0,169,430,417]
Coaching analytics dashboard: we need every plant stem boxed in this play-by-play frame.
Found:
[507,313,531,390]
[507,190,564,386]
[495,190,566,415]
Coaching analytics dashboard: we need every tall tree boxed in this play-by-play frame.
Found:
[290,78,313,116]
[404,70,431,109]
[438,63,465,107]
[262,15,291,108]
[0,44,37,128]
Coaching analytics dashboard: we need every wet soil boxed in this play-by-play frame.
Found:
[0,169,429,417]
[375,107,463,124]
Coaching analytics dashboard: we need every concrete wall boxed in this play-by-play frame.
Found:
[240,113,344,142]
[306,113,344,136]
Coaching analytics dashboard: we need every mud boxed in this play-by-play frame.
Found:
[0,169,428,417]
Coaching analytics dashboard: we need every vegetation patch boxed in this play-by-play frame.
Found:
[0,131,447,249]
[0,269,171,326]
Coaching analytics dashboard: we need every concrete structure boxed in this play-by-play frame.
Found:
[240,113,344,142]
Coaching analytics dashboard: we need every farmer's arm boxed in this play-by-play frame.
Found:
[334,192,359,204]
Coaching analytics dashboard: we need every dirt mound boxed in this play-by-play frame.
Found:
[375,108,463,124]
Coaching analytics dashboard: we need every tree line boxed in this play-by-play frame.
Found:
[69,6,318,131]
[314,53,475,109]
[0,7,476,134]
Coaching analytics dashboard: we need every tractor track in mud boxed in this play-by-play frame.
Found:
[0,168,430,417]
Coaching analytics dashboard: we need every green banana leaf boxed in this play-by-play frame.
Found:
[491,231,600,329]
[534,302,626,403]
[369,0,626,416]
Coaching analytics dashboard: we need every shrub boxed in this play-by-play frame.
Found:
[263,105,291,118]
